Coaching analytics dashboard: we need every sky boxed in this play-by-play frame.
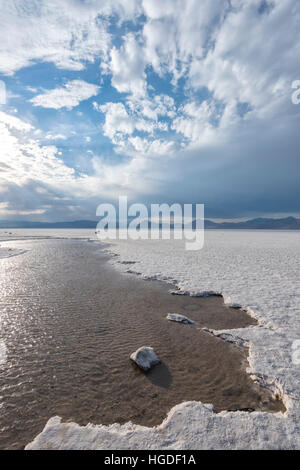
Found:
[0,0,300,221]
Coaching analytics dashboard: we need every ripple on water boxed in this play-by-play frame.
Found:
[0,239,284,450]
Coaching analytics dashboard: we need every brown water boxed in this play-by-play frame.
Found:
[0,239,284,450]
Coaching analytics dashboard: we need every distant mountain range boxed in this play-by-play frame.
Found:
[203,216,300,230]
[1,216,300,230]
[0,220,98,229]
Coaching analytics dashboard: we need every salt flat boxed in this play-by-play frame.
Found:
[24,230,300,449]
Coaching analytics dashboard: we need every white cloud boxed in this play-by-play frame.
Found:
[98,101,169,150]
[99,102,135,141]
[0,201,47,216]
[45,133,67,140]
[171,100,224,146]
[30,80,100,110]
[0,0,143,75]
[0,109,168,216]
[0,111,33,132]
[0,112,76,187]
[127,94,176,120]
[128,135,176,155]
[0,110,105,218]
[188,0,300,117]
[142,0,226,81]
[109,33,147,97]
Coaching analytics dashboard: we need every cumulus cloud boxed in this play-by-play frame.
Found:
[142,0,226,81]
[109,33,147,97]
[127,94,176,120]
[0,112,75,187]
[30,80,100,110]
[98,102,135,140]
[0,110,99,219]
[96,101,170,154]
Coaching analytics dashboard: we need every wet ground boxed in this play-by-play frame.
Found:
[0,238,284,449]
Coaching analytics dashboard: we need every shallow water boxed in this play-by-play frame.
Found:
[0,239,284,449]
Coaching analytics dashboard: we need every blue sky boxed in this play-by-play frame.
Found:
[0,0,300,221]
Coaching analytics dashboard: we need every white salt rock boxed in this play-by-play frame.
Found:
[167,313,195,325]
[130,346,160,371]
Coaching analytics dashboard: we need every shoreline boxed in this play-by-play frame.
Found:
[53,231,297,450]
[0,231,298,449]
[1,236,283,450]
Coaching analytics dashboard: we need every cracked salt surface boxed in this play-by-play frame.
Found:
[26,230,300,449]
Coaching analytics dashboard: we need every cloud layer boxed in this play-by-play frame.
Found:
[31,80,100,110]
[0,0,299,219]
